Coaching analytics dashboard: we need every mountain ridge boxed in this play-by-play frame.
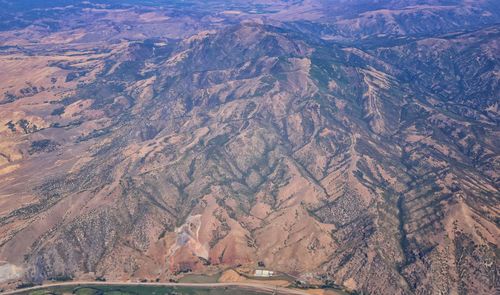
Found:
[0,2,498,294]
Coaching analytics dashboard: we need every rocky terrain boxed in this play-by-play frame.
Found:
[0,1,498,294]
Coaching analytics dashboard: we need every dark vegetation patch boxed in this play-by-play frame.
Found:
[49,61,83,71]
[400,103,430,123]
[1,91,18,104]
[16,119,39,134]
[6,120,16,132]
[16,282,37,289]
[62,81,126,110]
[28,139,59,155]
[65,71,87,82]
[110,60,146,81]
[242,101,257,118]
[76,128,111,142]
[19,84,40,96]
[51,106,65,116]
[206,134,230,147]
[48,274,74,282]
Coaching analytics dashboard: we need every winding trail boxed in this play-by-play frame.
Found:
[1,281,315,295]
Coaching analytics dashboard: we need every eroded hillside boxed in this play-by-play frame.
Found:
[0,1,498,294]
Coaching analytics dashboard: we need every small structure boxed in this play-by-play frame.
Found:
[254,269,274,277]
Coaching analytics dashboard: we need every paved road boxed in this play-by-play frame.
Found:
[1,281,314,295]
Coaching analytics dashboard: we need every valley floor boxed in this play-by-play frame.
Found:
[1,281,345,295]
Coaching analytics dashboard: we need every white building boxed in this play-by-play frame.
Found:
[254,269,274,277]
